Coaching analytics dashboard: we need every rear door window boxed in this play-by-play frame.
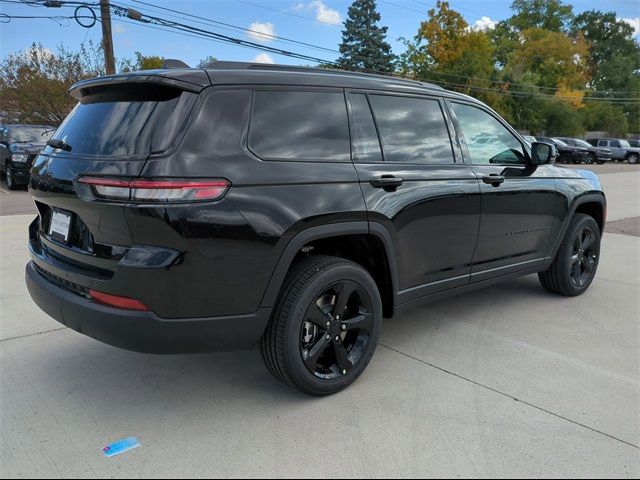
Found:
[369,94,454,164]
[249,90,350,162]
[49,85,196,158]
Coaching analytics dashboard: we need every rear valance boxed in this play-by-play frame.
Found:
[70,69,211,99]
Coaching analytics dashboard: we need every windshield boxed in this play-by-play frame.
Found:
[10,126,54,143]
[572,139,592,148]
[49,85,196,157]
[552,138,568,146]
[619,139,630,147]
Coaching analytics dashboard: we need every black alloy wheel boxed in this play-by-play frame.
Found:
[260,255,382,396]
[539,214,601,296]
[569,225,598,289]
[300,280,373,379]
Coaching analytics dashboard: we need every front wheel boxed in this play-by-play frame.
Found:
[539,214,601,296]
[627,154,639,165]
[260,255,382,396]
[5,166,17,190]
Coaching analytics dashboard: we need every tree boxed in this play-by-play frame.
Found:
[507,28,589,91]
[134,52,164,70]
[197,56,218,68]
[507,0,573,33]
[581,102,629,137]
[399,2,498,106]
[337,0,395,72]
[0,42,132,124]
[570,10,640,95]
[0,42,103,124]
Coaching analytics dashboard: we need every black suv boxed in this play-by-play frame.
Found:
[0,124,55,190]
[556,137,612,165]
[536,136,591,164]
[25,63,606,396]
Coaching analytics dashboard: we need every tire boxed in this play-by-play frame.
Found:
[260,255,383,396]
[5,166,16,190]
[539,214,601,296]
[627,154,639,165]
[596,160,605,165]
[559,153,571,164]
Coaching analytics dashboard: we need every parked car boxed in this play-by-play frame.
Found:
[536,137,591,164]
[25,62,606,396]
[556,137,612,164]
[586,138,640,164]
[521,135,537,144]
[626,139,640,148]
[0,124,55,190]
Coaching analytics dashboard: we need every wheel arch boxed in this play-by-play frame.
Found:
[550,193,606,259]
[260,222,399,318]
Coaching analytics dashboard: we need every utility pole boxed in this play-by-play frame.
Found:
[100,0,116,74]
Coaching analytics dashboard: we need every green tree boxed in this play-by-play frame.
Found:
[570,11,640,95]
[134,52,164,70]
[581,102,629,137]
[0,42,104,124]
[507,0,573,33]
[337,0,395,72]
[399,2,499,106]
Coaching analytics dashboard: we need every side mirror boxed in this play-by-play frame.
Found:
[531,142,556,165]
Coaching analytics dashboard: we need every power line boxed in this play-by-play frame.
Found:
[125,0,340,55]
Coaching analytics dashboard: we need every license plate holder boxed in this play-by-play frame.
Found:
[48,209,72,243]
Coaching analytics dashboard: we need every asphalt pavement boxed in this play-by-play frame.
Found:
[0,166,638,478]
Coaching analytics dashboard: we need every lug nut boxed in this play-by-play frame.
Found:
[325,335,331,340]
[341,324,346,330]
[335,336,340,341]
[336,314,340,320]
[342,369,347,375]
[326,321,331,327]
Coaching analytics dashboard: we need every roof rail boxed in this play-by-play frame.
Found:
[202,60,442,89]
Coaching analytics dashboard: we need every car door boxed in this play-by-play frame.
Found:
[447,101,560,282]
[348,91,480,303]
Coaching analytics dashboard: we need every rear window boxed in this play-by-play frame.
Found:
[249,90,350,162]
[369,94,454,164]
[49,85,196,158]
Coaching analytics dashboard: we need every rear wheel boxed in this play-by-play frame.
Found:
[539,214,601,296]
[260,255,382,396]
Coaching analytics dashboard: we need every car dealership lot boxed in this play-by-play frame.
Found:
[1,168,638,478]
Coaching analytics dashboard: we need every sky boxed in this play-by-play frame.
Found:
[1,0,639,68]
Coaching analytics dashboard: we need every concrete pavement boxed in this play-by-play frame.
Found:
[0,170,639,478]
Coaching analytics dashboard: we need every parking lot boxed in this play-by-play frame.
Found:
[1,165,638,478]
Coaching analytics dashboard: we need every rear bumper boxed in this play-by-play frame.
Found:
[25,261,271,353]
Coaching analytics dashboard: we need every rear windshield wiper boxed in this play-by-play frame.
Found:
[47,138,72,152]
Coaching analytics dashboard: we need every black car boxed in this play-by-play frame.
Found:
[628,139,640,148]
[556,137,612,164]
[0,124,55,190]
[25,62,606,396]
[536,136,591,164]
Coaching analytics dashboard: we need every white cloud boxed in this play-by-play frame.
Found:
[296,1,342,26]
[472,16,497,31]
[252,53,275,64]
[247,21,276,42]
[620,17,640,37]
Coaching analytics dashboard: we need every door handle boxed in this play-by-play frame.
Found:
[482,174,505,187]
[369,176,404,189]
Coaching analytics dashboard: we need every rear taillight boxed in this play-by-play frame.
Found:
[77,177,230,203]
[89,289,150,311]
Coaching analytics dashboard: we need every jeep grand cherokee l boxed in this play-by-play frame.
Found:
[25,62,606,396]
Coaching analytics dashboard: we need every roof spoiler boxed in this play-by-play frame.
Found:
[162,59,190,69]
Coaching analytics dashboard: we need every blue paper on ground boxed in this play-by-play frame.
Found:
[102,437,140,457]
